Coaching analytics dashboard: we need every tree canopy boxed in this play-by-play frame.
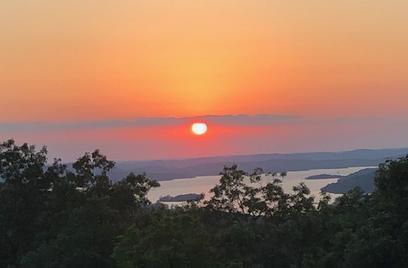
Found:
[1,139,408,267]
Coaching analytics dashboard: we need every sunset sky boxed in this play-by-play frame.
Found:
[1,1,408,161]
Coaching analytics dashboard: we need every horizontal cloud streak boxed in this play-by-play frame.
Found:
[1,115,407,162]
[0,114,302,133]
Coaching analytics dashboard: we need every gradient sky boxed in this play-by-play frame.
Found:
[1,1,407,161]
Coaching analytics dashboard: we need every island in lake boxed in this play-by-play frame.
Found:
[158,193,204,202]
[305,174,345,180]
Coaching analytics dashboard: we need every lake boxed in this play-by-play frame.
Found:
[148,166,374,203]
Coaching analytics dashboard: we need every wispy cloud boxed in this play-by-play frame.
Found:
[192,114,302,125]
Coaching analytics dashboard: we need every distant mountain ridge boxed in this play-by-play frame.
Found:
[100,147,408,181]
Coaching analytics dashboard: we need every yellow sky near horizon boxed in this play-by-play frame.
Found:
[1,0,407,122]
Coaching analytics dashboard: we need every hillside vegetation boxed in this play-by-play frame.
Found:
[322,168,377,193]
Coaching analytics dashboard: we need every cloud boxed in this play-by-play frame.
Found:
[0,114,303,133]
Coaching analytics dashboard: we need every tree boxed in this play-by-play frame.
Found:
[113,207,219,268]
[0,140,49,266]
[0,140,160,267]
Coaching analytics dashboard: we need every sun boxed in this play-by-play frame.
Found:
[191,122,208,135]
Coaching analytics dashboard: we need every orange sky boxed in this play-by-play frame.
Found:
[1,1,408,160]
[1,0,408,121]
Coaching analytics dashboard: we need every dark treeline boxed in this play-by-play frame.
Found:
[1,139,408,267]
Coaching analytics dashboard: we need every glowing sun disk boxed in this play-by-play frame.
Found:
[191,123,208,135]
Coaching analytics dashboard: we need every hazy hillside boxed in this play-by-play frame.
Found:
[106,148,408,181]
[322,168,377,194]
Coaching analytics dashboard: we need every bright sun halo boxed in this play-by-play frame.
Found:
[191,123,208,135]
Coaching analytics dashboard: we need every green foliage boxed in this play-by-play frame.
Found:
[0,139,159,267]
[2,139,408,267]
[113,207,218,268]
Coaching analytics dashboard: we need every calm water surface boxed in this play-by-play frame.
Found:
[148,166,374,203]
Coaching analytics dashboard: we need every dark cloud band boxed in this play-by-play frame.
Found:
[0,114,301,133]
